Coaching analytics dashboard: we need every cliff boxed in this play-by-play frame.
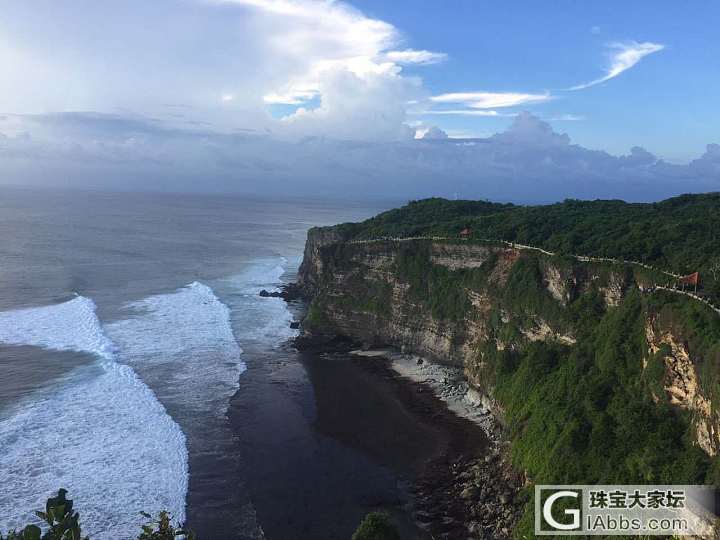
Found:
[298,212,720,535]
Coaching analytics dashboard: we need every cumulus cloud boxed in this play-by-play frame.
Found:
[416,126,449,139]
[0,0,441,141]
[277,66,421,141]
[570,41,665,90]
[687,144,720,176]
[210,0,446,138]
[492,111,570,146]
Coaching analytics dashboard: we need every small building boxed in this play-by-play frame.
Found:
[459,228,472,239]
[678,271,700,292]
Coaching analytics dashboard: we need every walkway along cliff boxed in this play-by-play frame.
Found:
[296,226,720,537]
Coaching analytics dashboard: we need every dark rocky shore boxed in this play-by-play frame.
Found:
[286,293,525,539]
[350,355,525,539]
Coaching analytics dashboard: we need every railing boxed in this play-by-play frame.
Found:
[345,235,719,315]
[652,286,720,315]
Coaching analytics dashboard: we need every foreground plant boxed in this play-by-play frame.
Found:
[1,490,193,540]
[137,511,195,540]
[1,489,86,540]
[351,512,400,540]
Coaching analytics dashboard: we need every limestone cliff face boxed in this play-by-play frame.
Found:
[302,238,476,365]
[298,230,719,452]
[646,317,720,456]
[297,226,350,295]
[299,234,601,370]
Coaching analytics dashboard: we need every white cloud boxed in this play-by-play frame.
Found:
[430,91,553,109]
[262,89,319,105]
[216,0,450,139]
[570,41,665,90]
[548,114,585,121]
[0,0,444,141]
[384,49,447,65]
[219,0,435,134]
[420,109,509,117]
[414,125,448,139]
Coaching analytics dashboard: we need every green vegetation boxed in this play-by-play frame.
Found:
[495,293,711,486]
[394,242,473,321]
[305,301,330,327]
[136,512,194,540]
[351,512,400,540]
[372,240,717,495]
[332,198,511,240]
[324,193,720,300]
[492,291,718,539]
[648,291,720,405]
[1,489,86,540]
[308,196,720,538]
[1,491,193,540]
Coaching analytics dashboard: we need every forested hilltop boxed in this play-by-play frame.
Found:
[331,193,720,297]
[298,193,720,538]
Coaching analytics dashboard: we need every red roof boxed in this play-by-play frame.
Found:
[678,272,700,286]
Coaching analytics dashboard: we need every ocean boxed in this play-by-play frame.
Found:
[0,187,434,539]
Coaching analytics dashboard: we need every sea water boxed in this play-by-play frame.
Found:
[0,188,382,539]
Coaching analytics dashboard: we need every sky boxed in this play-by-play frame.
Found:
[0,0,718,202]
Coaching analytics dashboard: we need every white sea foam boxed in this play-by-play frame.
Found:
[0,297,188,540]
[0,263,295,538]
[105,281,245,419]
[222,258,299,346]
[0,296,114,359]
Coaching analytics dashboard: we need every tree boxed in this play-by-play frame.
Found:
[710,257,720,282]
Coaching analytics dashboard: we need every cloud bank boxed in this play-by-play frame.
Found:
[0,0,699,203]
[1,112,717,202]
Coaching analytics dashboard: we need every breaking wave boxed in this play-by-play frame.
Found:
[221,258,299,346]
[0,297,188,540]
[105,281,245,420]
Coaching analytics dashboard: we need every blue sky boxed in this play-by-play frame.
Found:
[338,1,719,160]
[0,0,718,199]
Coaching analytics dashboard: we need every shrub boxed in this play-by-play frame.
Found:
[137,511,194,540]
[351,512,400,540]
[1,490,193,540]
[1,489,86,540]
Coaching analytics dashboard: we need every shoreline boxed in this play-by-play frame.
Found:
[354,349,499,440]
[281,282,524,538]
[347,349,525,539]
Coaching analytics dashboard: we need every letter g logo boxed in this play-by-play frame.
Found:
[543,490,580,530]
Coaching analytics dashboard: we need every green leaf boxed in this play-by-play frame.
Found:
[20,525,40,540]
